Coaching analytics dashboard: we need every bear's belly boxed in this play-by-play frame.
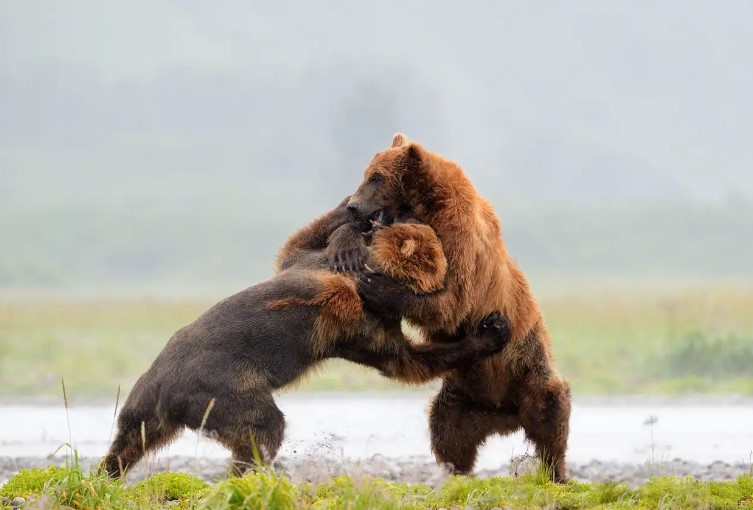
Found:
[451,358,516,409]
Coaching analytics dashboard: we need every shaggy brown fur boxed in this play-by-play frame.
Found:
[343,134,572,482]
[102,198,511,478]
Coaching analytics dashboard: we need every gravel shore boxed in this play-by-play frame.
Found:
[2,455,750,488]
[3,395,752,489]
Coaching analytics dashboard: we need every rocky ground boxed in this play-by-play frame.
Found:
[2,454,750,489]
[3,396,752,492]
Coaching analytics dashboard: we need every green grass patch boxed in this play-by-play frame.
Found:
[2,462,753,509]
[133,472,210,502]
[0,466,66,499]
[660,331,753,379]
[2,283,753,396]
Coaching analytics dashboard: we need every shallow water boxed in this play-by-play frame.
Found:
[1,394,752,469]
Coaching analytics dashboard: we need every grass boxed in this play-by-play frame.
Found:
[2,461,753,509]
[1,282,753,397]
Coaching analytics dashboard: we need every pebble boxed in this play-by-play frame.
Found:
[0,455,750,489]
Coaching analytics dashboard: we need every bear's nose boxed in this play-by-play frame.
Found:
[346,202,359,214]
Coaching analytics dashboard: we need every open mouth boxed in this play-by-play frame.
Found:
[369,210,394,227]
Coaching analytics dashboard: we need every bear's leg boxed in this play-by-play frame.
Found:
[335,311,511,384]
[518,377,571,483]
[102,407,180,477]
[276,196,357,271]
[429,384,520,474]
[211,391,286,476]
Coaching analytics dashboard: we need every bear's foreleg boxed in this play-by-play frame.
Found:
[276,195,356,271]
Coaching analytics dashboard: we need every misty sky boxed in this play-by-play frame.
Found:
[1,1,752,286]
[3,1,753,202]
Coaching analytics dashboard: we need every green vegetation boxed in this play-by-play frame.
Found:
[660,331,753,379]
[2,283,753,397]
[3,203,753,287]
[540,282,753,395]
[2,462,753,509]
[0,466,66,499]
[132,472,210,502]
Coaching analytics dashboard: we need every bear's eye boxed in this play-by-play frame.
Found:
[368,173,384,184]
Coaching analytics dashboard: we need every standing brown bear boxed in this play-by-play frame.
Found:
[342,134,572,482]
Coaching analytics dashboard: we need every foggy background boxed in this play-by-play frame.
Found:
[4,4,753,480]
[2,0,752,292]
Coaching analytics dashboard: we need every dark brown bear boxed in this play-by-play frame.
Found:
[341,134,572,482]
[103,199,511,477]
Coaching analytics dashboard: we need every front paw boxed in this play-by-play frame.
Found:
[357,269,408,314]
[476,311,511,355]
[329,246,368,273]
[327,223,368,272]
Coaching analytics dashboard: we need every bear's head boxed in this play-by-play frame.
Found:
[346,133,432,224]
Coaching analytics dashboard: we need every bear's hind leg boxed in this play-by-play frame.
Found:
[209,391,286,476]
[518,377,571,483]
[429,384,520,474]
[103,409,180,477]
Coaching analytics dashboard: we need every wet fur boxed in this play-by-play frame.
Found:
[103,198,510,477]
[345,134,572,482]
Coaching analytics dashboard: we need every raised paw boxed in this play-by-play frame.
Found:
[331,247,367,273]
[357,269,410,315]
[476,311,511,354]
[327,223,368,273]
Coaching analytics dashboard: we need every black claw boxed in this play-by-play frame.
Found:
[480,311,506,332]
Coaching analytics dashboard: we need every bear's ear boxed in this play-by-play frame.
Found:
[391,133,407,148]
[404,142,424,163]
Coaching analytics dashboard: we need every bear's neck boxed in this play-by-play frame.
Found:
[404,159,479,232]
